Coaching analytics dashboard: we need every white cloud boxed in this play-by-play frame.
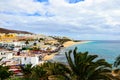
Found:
[0,0,120,40]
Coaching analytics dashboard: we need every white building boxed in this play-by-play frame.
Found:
[12,42,25,47]
[0,52,13,59]
[21,56,39,66]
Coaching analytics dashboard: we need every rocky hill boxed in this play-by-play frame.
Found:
[0,28,33,34]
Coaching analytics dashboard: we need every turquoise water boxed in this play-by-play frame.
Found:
[53,41,120,64]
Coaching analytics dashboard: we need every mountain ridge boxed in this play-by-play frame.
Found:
[0,28,33,34]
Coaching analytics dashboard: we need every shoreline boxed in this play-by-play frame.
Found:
[62,40,91,48]
[43,40,91,61]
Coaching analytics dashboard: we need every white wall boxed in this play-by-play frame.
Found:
[21,56,39,65]
[0,52,13,59]
[31,57,39,66]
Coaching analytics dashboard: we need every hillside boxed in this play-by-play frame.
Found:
[0,28,33,34]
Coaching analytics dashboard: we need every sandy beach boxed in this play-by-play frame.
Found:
[63,41,83,48]
[43,41,90,61]
[42,52,58,61]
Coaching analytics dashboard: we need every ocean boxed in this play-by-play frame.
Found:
[52,40,120,64]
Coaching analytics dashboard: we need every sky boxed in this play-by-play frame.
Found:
[0,0,120,40]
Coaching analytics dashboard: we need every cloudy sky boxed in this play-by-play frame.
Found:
[0,0,120,40]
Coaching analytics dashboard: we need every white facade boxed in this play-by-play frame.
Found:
[13,42,25,47]
[21,56,39,66]
[0,52,13,59]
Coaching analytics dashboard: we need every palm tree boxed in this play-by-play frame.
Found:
[0,58,13,80]
[112,55,120,79]
[65,47,114,80]
[0,66,13,80]
[20,64,33,79]
[42,62,71,80]
[31,65,47,80]
[113,55,120,68]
